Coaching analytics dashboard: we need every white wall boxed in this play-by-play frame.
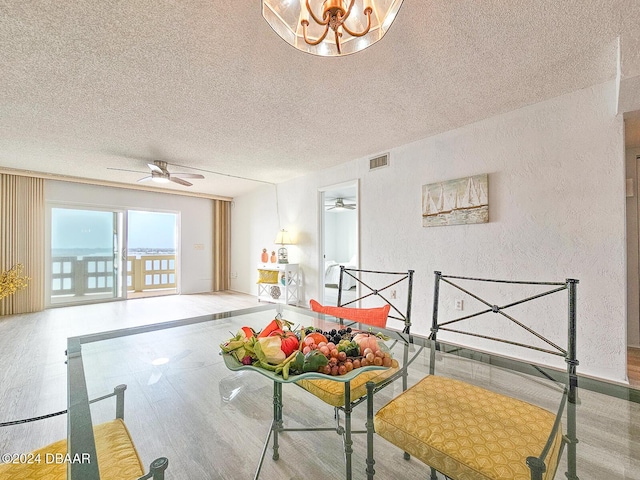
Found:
[231,80,628,382]
[46,181,214,294]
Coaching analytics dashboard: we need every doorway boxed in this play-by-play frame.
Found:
[319,181,359,306]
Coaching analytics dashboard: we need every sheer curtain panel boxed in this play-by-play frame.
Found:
[212,199,230,291]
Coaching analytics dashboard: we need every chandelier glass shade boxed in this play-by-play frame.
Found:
[262,0,404,56]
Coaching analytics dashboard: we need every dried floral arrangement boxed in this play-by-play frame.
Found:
[0,264,30,300]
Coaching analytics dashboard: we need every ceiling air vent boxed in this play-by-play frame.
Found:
[369,153,389,170]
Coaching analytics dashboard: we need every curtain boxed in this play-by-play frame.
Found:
[0,174,45,315]
[212,199,230,291]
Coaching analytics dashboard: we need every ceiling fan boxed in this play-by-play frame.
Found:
[326,198,356,211]
[138,161,204,186]
[109,160,204,187]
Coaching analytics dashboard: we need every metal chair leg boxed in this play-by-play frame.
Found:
[365,382,375,479]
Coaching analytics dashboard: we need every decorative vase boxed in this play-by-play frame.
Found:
[261,248,268,263]
[270,251,276,263]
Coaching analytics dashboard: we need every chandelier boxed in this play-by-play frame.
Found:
[262,0,404,56]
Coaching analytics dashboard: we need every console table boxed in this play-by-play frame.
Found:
[256,263,301,306]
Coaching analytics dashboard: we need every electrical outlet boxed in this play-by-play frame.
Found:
[454,299,464,311]
[230,272,237,279]
[390,289,396,299]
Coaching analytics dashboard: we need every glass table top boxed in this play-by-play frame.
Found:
[66,304,640,480]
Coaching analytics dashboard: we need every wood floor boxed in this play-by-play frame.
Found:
[0,293,639,480]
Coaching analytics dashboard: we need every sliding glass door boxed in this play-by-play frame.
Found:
[48,207,124,306]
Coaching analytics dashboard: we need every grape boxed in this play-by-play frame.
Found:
[330,365,339,376]
[319,345,330,356]
[337,351,347,362]
[330,348,339,358]
[344,361,353,372]
[391,359,399,368]
[321,364,331,375]
[352,359,361,369]
[326,342,336,350]
[365,352,375,363]
[382,357,392,367]
[346,327,352,333]
[361,358,369,367]
[304,336,315,346]
[338,365,347,375]
[363,348,373,356]
[373,357,383,366]
[303,346,311,354]
[374,350,384,358]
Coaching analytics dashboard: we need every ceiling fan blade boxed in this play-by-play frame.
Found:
[137,176,153,183]
[107,167,147,174]
[171,173,205,179]
[170,176,192,187]
[148,163,164,174]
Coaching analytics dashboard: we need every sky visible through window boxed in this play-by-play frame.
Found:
[51,208,176,255]
[128,210,176,251]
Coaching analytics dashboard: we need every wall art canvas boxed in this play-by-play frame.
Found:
[422,174,489,227]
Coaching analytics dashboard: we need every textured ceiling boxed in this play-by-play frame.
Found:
[0,1,637,198]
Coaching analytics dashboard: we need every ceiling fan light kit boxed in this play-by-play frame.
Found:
[136,160,204,187]
[262,0,404,56]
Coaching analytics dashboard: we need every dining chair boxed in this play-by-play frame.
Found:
[295,267,415,480]
[368,272,579,480]
[0,384,168,480]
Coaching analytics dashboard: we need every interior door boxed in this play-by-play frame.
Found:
[319,181,359,306]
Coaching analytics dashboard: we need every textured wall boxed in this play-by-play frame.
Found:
[231,81,627,382]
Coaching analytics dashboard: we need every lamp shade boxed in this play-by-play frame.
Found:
[274,229,293,245]
[262,0,404,57]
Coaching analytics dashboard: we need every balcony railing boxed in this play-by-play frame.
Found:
[51,254,176,297]
[127,255,176,292]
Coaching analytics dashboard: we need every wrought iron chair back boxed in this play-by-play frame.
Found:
[337,266,415,334]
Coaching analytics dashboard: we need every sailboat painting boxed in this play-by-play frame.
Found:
[422,174,489,227]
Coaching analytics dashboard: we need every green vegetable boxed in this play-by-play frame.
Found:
[302,349,329,372]
[290,351,305,373]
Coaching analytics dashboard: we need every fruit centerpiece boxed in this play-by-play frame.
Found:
[220,316,397,380]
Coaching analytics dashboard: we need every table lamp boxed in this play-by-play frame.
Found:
[274,229,293,264]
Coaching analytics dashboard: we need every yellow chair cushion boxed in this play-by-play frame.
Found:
[0,419,144,480]
[374,375,562,480]
[296,366,398,407]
